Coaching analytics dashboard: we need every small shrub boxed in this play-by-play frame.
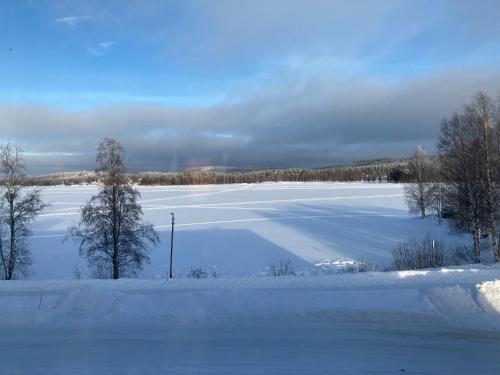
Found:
[450,244,476,265]
[90,264,112,279]
[74,262,82,280]
[210,270,221,278]
[392,236,446,270]
[270,260,296,277]
[188,266,209,279]
[313,259,373,274]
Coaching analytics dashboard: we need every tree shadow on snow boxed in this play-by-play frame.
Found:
[255,203,463,267]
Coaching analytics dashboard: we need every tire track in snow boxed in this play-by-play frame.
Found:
[140,186,246,203]
[30,212,408,239]
[38,193,404,217]
[142,193,405,211]
[41,184,251,215]
[30,213,408,238]
[156,213,408,229]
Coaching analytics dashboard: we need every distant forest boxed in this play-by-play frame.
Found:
[25,158,414,186]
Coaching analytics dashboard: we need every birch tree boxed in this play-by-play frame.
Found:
[70,138,159,279]
[404,148,433,218]
[429,156,446,225]
[465,92,500,260]
[438,92,500,261]
[0,145,46,279]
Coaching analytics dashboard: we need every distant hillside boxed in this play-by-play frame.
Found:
[26,171,97,186]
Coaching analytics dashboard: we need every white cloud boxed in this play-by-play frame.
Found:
[86,47,103,56]
[98,41,116,49]
[87,41,116,56]
[54,15,92,27]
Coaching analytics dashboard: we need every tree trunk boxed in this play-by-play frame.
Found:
[111,185,119,279]
[419,191,426,218]
[112,260,119,279]
[473,224,481,263]
[491,225,499,262]
[7,197,15,280]
[479,107,498,261]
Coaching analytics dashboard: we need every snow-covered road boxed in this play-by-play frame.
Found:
[2,322,499,374]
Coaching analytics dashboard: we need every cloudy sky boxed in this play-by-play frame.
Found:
[2,0,500,174]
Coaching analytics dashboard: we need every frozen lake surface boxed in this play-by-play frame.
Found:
[31,182,463,279]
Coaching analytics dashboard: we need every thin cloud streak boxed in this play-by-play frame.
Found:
[87,41,116,56]
[98,41,116,49]
[54,15,93,27]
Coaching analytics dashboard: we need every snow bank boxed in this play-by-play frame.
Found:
[0,266,499,330]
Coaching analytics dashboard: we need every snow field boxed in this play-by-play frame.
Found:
[30,182,466,279]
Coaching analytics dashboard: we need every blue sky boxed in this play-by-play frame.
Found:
[2,0,500,173]
[1,1,230,108]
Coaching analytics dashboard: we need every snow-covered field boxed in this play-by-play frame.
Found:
[31,182,462,279]
[2,182,499,374]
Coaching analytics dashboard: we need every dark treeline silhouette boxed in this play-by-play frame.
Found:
[25,159,413,186]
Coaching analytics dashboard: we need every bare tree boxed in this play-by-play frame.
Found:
[70,138,159,279]
[466,92,500,260]
[439,115,483,260]
[438,92,500,261]
[404,147,433,218]
[0,145,47,280]
[428,156,446,225]
[430,184,446,225]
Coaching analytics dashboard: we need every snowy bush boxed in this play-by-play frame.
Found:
[311,259,373,275]
[73,263,82,280]
[270,260,296,277]
[210,270,221,278]
[188,266,210,279]
[393,236,486,270]
[91,264,113,279]
[449,244,477,265]
[392,237,446,270]
[341,260,370,273]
